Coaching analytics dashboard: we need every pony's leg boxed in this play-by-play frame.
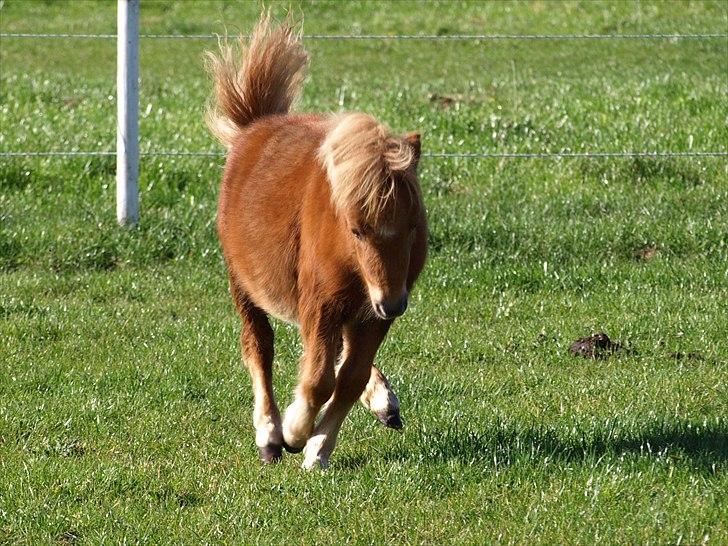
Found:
[281,314,340,452]
[303,321,390,469]
[230,279,282,463]
[359,365,403,430]
[335,358,402,430]
[332,336,402,430]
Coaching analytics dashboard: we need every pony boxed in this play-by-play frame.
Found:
[205,13,427,469]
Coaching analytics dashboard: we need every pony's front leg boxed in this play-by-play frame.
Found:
[303,320,391,469]
[336,363,402,430]
[281,314,340,453]
[230,281,282,464]
[359,366,402,430]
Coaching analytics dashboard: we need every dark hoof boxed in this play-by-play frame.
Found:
[376,409,403,430]
[259,444,283,464]
[282,440,304,454]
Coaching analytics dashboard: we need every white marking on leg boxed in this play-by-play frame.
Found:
[360,368,398,416]
[367,379,398,415]
[302,408,345,470]
[250,370,281,448]
[253,406,281,448]
[282,392,316,449]
[302,433,330,470]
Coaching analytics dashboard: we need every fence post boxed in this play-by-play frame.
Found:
[116,0,139,225]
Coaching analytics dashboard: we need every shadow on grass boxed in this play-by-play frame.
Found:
[337,421,727,472]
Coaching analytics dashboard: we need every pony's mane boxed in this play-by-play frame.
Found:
[318,113,417,221]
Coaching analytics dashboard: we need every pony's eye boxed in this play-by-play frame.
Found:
[351,228,363,240]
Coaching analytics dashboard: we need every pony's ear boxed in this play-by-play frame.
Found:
[403,132,421,166]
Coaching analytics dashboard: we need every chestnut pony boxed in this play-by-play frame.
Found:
[206,14,427,469]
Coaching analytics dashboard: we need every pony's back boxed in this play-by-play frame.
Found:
[205,13,308,148]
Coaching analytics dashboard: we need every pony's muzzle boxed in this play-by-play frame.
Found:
[373,293,408,320]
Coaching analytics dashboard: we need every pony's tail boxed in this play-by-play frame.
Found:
[204,13,308,148]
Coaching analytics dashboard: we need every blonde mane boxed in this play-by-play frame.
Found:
[318,113,417,221]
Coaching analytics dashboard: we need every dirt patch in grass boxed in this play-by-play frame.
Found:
[634,245,659,261]
[569,332,623,359]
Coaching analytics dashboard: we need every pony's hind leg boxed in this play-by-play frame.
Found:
[302,321,391,470]
[230,277,283,463]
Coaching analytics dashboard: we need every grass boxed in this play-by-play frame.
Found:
[1,0,727,543]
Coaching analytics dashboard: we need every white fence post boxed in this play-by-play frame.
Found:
[116,0,140,225]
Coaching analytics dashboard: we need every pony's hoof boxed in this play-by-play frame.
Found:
[282,440,304,454]
[259,444,283,464]
[302,456,329,471]
[376,408,403,430]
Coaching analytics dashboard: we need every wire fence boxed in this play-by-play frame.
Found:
[1,151,727,159]
[1,29,726,161]
[2,32,727,40]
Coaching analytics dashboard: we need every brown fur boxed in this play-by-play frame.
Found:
[207,14,427,467]
[205,12,308,148]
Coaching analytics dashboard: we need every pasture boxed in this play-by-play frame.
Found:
[1,1,727,543]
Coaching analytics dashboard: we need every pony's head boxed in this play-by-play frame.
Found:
[320,113,424,320]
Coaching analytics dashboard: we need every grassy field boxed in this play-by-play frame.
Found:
[1,0,727,543]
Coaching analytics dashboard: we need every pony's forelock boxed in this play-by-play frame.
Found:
[318,113,418,222]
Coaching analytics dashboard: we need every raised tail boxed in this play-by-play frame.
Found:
[204,13,308,148]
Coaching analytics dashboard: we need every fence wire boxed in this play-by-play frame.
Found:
[2,29,725,162]
[2,32,727,40]
[1,151,726,159]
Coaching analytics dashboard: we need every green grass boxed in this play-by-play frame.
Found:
[1,0,727,543]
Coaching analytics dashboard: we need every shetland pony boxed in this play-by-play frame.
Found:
[206,14,427,469]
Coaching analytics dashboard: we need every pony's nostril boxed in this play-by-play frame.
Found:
[396,296,408,316]
[390,295,408,317]
[376,295,408,319]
